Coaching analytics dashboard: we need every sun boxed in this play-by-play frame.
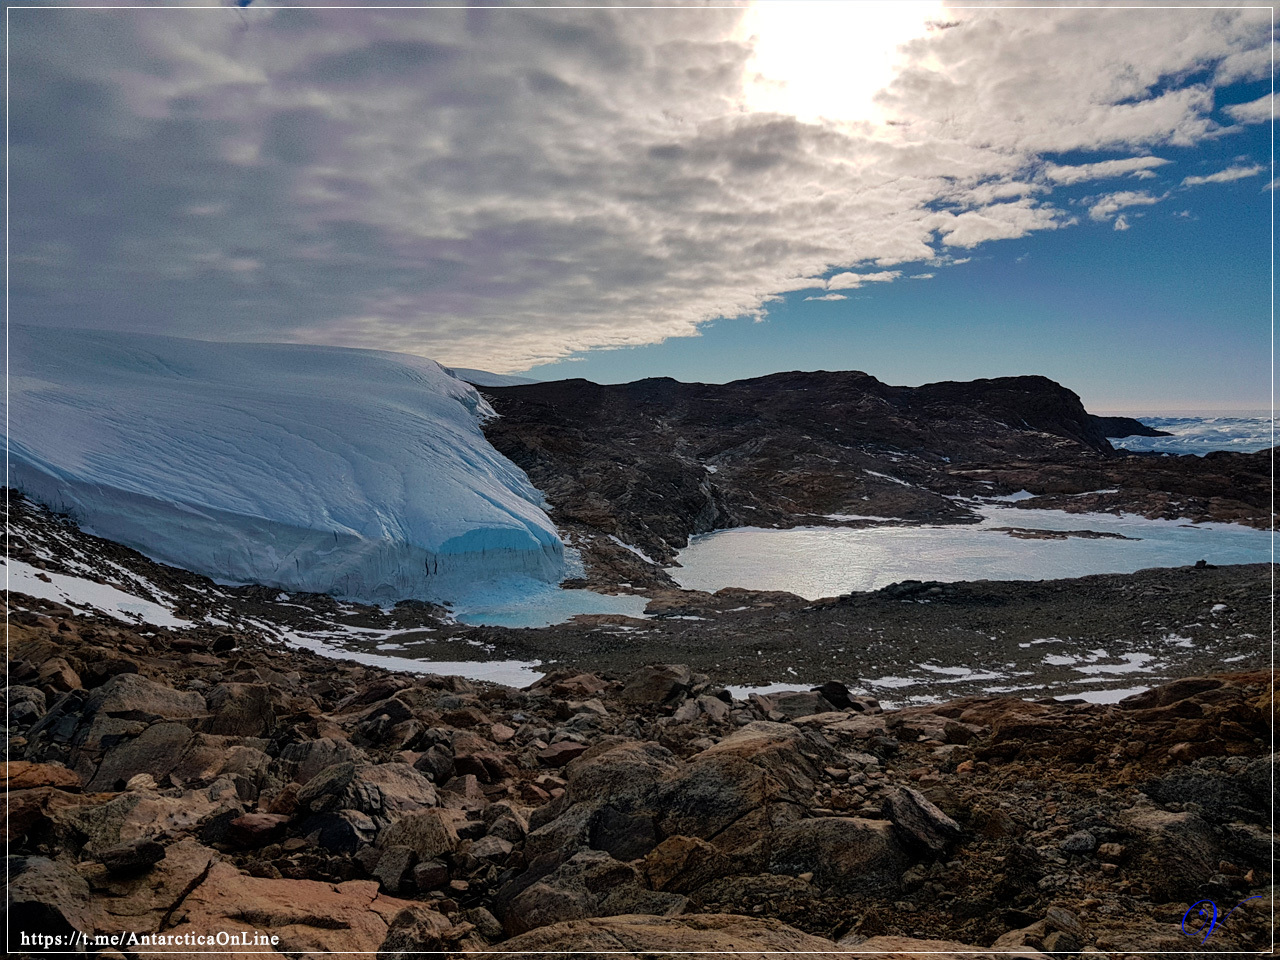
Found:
[737,0,948,128]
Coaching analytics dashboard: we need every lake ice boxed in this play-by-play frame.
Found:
[671,505,1272,600]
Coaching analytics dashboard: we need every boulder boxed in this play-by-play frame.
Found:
[642,836,730,893]
[881,786,961,856]
[858,935,1047,958]
[1059,830,1096,856]
[200,683,275,737]
[7,685,47,727]
[1120,806,1222,901]
[502,850,686,937]
[6,856,95,953]
[170,736,272,799]
[687,721,831,796]
[85,839,217,932]
[766,817,909,894]
[280,737,364,786]
[295,762,436,824]
[98,838,166,875]
[767,691,837,719]
[412,859,450,892]
[2,761,81,793]
[84,674,206,722]
[812,681,854,710]
[498,913,853,955]
[37,658,82,693]
[539,741,589,768]
[85,722,194,792]
[227,813,290,849]
[620,665,693,705]
[377,902,483,957]
[376,809,460,861]
[372,844,417,894]
[298,809,377,854]
[165,861,427,954]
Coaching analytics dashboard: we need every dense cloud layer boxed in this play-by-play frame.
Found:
[10,3,1273,370]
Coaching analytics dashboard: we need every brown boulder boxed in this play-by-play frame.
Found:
[2,761,82,792]
[201,683,275,737]
[498,913,849,955]
[539,741,589,768]
[228,813,290,849]
[165,862,429,954]
[619,664,693,705]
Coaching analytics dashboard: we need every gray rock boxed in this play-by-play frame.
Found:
[6,856,95,952]
[768,691,837,720]
[7,685,47,727]
[1042,931,1080,953]
[1045,906,1087,940]
[470,835,514,864]
[372,844,417,894]
[86,721,194,792]
[1142,766,1263,824]
[412,858,450,891]
[1121,806,1222,901]
[413,745,455,784]
[462,906,505,943]
[295,761,436,824]
[298,809,378,854]
[85,674,206,722]
[811,681,854,710]
[280,737,364,786]
[766,817,909,894]
[377,809,459,861]
[695,695,730,722]
[588,804,659,861]
[881,786,961,856]
[502,850,684,938]
[1060,830,1097,855]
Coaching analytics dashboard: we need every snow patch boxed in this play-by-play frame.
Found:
[5,557,192,628]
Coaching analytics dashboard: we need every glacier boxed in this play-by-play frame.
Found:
[4,325,565,604]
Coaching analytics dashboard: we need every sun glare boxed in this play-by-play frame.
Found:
[738,0,947,128]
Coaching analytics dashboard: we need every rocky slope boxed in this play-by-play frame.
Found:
[7,492,1269,696]
[479,373,1272,588]
[6,594,1274,956]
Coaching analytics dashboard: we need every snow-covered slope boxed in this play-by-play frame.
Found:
[4,325,565,603]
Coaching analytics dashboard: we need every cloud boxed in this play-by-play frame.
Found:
[804,293,848,301]
[8,5,1273,370]
[1042,156,1171,184]
[1224,93,1272,124]
[1182,164,1266,186]
[1088,190,1164,221]
[826,270,901,290]
[1113,215,1131,231]
[934,198,1071,248]
[909,273,935,279]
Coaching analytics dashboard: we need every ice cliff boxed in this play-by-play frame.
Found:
[4,325,564,603]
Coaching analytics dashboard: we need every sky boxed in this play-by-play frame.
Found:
[9,1,1275,413]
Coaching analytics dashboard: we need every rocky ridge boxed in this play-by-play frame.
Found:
[479,373,1271,589]
[5,594,1274,956]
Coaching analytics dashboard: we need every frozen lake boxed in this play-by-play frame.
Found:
[671,505,1272,600]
